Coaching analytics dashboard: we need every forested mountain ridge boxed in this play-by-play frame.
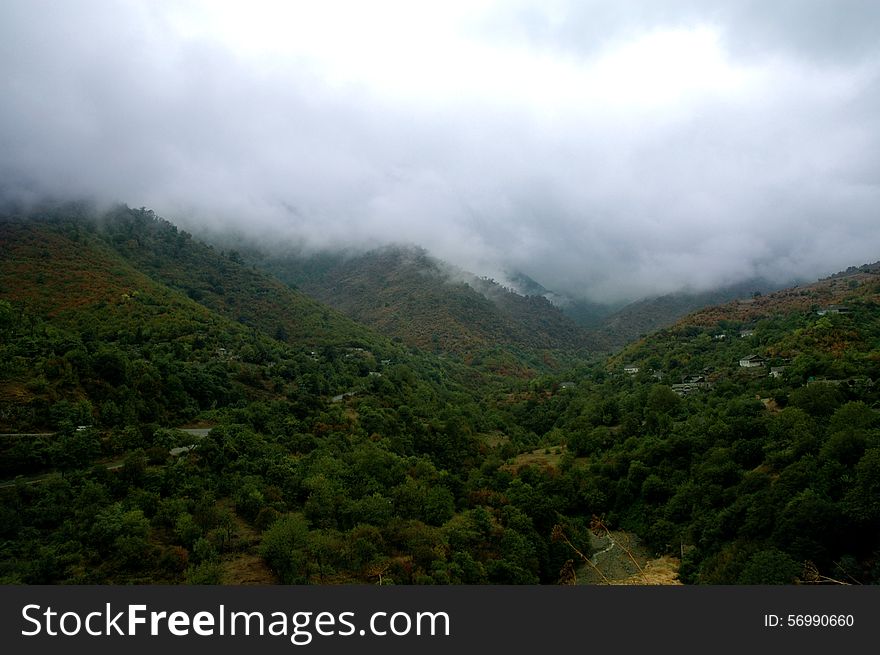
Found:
[0,205,584,585]
[95,206,387,349]
[588,278,792,350]
[610,265,880,377]
[2,203,879,587]
[0,205,408,432]
[246,240,802,358]
[246,245,604,365]
[0,214,235,431]
[507,266,880,584]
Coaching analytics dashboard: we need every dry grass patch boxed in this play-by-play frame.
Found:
[502,445,566,472]
[220,553,277,585]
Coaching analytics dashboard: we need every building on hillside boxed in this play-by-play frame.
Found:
[769,366,787,378]
[808,376,874,389]
[817,305,851,316]
[671,384,692,397]
[672,383,702,396]
[739,329,755,338]
[739,354,766,368]
[623,364,640,375]
[672,379,712,396]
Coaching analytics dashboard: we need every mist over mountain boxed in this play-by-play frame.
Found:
[243,243,603,363]
[3,1,880,304]
[232,229,814,352]
[3,203,880,588]
[8,0,880,598]
[586,277,803,349]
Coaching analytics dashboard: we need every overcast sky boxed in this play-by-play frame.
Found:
[2,1,879,302]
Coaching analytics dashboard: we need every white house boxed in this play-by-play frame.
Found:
[623,364,640,375]
[817,305,850,316]
[739,355,766,368]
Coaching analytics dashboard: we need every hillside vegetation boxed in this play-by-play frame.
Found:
[506,269,880,583]
[248,245,601,367]
[589,278,791,350]
[0,205,585,584]
[247,240,795,357]
[2,203,879,586]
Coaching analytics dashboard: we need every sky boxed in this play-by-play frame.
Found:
[1,0,879,302]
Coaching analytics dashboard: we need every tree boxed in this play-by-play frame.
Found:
[347,524,385,571]
[423,486,455,526]
[259,514,310,584]
[843,448,880,523]
[91,345,130,386]
[0,299,15,334]
[765,407,817,467]
[738,549,801,584]
[174,513,202,549]
[788,383,841,418]
[234,481,266,523]
[647,385,681,416]
[829,401,878,434]
[52,426,101,473]
[91,504,152,570]
[771,489,839,564]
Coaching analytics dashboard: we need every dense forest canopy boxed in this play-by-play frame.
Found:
[1,205,879,585]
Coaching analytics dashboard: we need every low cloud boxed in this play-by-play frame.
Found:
[2,1,879,302]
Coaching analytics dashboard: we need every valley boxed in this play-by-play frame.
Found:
[1,203,879,586]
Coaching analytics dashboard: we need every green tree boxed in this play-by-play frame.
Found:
[52,427,101,473]
[647,384,682,416]
[738,549,801,584]
[788,383,842,418]
[91,504,152,570]
[259,514,311,584]
[843,448,880,523]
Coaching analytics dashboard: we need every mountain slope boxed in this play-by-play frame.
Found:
[3,202,879,587]
[0,205,448,433]
[609,265,880,382]
[503,264,880,584]
[95,206,383,349]
[582,279,793,350]
[0,205,588,586]
[0,212,311,432]
[246,245,602,365]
